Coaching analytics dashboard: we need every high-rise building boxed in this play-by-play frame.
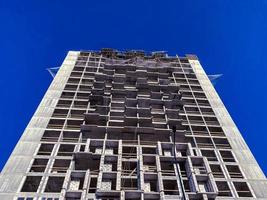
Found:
[0,49,266,200]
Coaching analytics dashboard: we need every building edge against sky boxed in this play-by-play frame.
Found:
[188,57,267,198]
[0,50,266,200]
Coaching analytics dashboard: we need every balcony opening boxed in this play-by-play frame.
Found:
[75,156,100,174]
[30,159,48,172]
[64,84,78,91]
[103,157,118,172]
[101,176,117,191]
[176,145,188,157]
[57,144,75,156]
[183,180,191,192]
[220,150,235,162]
[208,126,225,136]
[161,143,175,157]
[52,159,71,173]
[188,116,204,125]
[166,110,179,119]
[88,177,97,193]
[140,132,169,143]
[151,105,164,113]
[82,130,105,140]
[72,65,84,71]
[182,91,194,98]
[201,149,217,161]
[122,161,137,176]
[122,146,137,158]
[121,178,138,190]
[52,109,69,118]
[80,145,85,152]
[73,100,88,109]
[226,165,243,179]
[60,91,75,99]
[37,143,54,156]
[233,182,253,197]
[105,141,119,155]
[204,116,219,126]
[67,77,80,83]
[76,92,90,100]
[163,180,179,195]
[191,126,208,136]
[185,106,200,114]
[160,160,175,176]
[198,180,212,192]
[144,174,158,192]
[216,181,232,197]
[70,72,82,78]
[209,164,224,178]
[57,100,72,108]
[162,146,173,157]
[62,131,80,142]
[196,99,210,106]
[41,130,60,142]
[69,109,85,119]
[88,140,103,154]
[68,174,85,191]
[81,78,93,85]
[179,84,190,91]
[200,107,214,115]
[79,84,92,92]
[213,138,231,149]
[182,99,197,106]
[193,91,206,98]
[45,176,65,193]
[142,147,157,155]
[21,176,42,192]
[179,162,187,178]
[195,137,214,148]
[191,158,207,175]
[47,119,65,129]
[65,119,83,130]
[143,156,157,173]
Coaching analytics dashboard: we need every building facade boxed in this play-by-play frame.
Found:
[0,49,266,200]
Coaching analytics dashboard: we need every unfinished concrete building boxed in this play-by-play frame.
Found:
[0,49,266,200]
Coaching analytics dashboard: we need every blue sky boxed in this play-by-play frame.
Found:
[0,0,266,174]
